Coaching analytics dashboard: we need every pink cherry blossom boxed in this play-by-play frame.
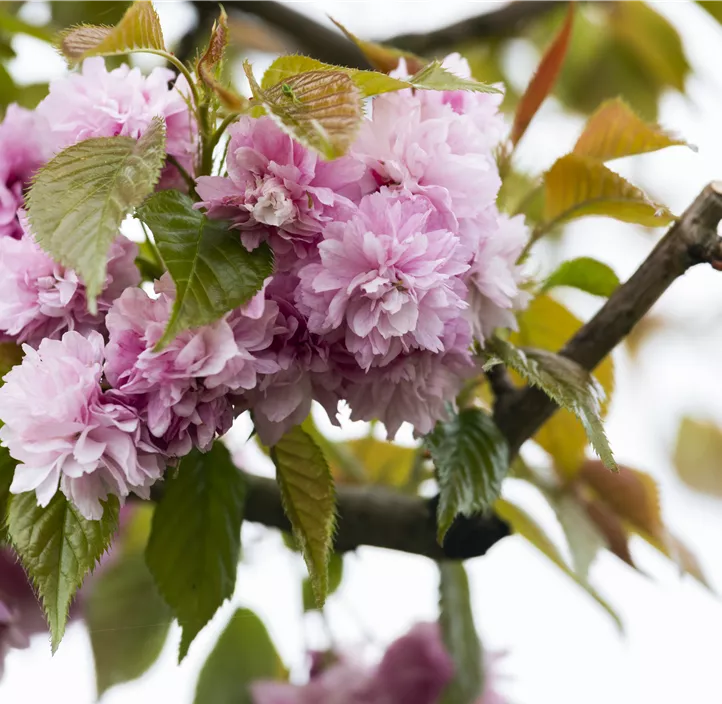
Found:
[36,57,197,189]
[0,214,140,347]
[104,277,278,457]
[342,317,476,438]
[465,209,530,342]
[352,75,501,233]
[0,331,164,520]
[297,190,469,371]
[0,105,50,239]
[240,274,342,446]
[195,115,370,271]
[252,621,507,704]
[0,212,140,347]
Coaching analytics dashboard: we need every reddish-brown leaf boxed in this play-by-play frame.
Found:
[510,3,575,146]
[582,496,636,568]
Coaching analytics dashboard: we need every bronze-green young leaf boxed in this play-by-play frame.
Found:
[261,54,411,98]
[245,61,363,160]
[27,118,166,311]
[59,0,166,64]
[543,153,674,229]
[426,408,509,543]
[574,98,689,161]
[6,492,119,652]
[137,190,274,349]
[271,426,336,607]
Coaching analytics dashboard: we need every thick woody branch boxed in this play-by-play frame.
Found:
[494,182,722,454]
[240,184,722,560]
[187,1,563,68]
[244,473,509,560]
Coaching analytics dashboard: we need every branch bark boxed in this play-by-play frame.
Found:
[188,1,563,68]
[239,184,722,561]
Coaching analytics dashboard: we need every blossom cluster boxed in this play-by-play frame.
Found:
[251,622,508,704]
[0,54,527,520]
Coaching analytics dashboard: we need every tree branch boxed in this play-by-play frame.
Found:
[239,183,722,560]
[494,182,722,454]
[187,1,563,69]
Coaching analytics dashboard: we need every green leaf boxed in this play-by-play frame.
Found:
[0,342,23,381]
[7,492,119,651]
[543,153,674,229]
[145,443,246,661]
[271,426,336,608]
[438,562,484,704]
[548,492,606,581]
[28,118,166,310]
[409,60,501,94]
[426,408,509,543]
[85,505,172,696]
[303,552,343,612]
[511,295,615,480]
[194,608,286,704]
[489,338,616,471]
[262,54,413,98]
[138,190,274,348]
[59,0,165,65]
[541,257,620,297]
[574,98,689,161]
[673,417,722,498]
[494,497,622,630]
[244,61,363,160]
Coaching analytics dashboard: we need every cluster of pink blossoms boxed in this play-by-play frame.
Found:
[252,622,508,704]
[0,54,528,519]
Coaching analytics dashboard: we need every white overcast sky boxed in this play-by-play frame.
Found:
[4,2,722,704]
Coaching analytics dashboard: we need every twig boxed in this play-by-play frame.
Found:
[185,1,564,68]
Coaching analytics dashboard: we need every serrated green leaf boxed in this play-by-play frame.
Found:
[86,505,172,696]
[245,62,363,160]
[194,608,286,704]
[511,295,615,480]
[489,338,616,471]
[59,0,165,65]
[673,417,722,498]
[410,59,501,94]
[543,153,674,229]
[261,54,412,98]
[574,98,689,161]
[438,562,484,704]
[7,491,119,651]
[494,497,622,630]
[303,552,343,612]
[28,118,166,310]
[271,426,336,607]
[145,443,246,661]
[138,190,274,348]
[426,408,509,543]
[542,257,620,297]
